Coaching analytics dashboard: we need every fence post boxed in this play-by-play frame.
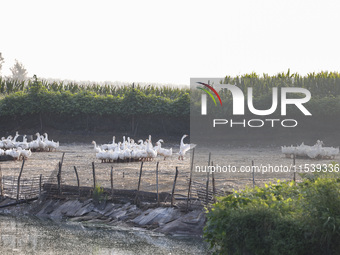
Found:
[56,153,65,197]
[206,153,211,206]
[61,152,65,165]
[156,162,160,206]
[293,154,296,182]
[252,160,255,188]
[17,159,25,201]
[111,166,114,200]
[187,148,195,211]
[0,166,3,197]
[211,161,216,203]
[171,167,179,207]
[39,174,42,198]
[57,162,61,196]
[134,161,144,204]
[74,166,80,196]
[92,162,96,189]
[206,170,210,207]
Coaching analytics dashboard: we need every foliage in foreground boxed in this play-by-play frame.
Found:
[204,165,340,255]
[93,184,106,203]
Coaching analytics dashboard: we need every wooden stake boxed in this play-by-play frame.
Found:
[208,152,211,167]
[57,161,61,196]
[17,159,25,201]
[134,161,144,204]
[0,166,3,197]
[111,166,114,199]
[252,160,255,188]
[206,170,210,207]
[74,166,80,196]
[156,162,159,206]
[39,174,42,198]
[206,153,211,206]
[92,162,96,189]
[187,148,195,211]
[293,154,296,182]
[171,167,179,207]
[61,152,65,165]
[211,161,216,203]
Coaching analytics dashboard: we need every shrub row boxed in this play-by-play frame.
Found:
[0,78,189,117]
[1,75,339,118]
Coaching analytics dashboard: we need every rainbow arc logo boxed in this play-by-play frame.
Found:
[196,82,223,106]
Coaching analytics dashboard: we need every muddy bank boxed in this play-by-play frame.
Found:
[0,197,206,237]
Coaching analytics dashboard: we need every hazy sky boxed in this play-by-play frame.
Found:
[1,0,340,85]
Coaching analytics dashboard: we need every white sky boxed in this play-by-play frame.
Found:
[1,0,340,85]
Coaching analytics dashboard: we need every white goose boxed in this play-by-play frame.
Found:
[0,137,5,149]
[43,133,59,151]
[29,133,40,151]
[146,139,157,161]
[155,140,172,160]
[109,149,119,162]
[17,147,32,160]
[92,141,102,153]
[16,135,29,150]
[178,134,196,160]
[4,135,15,149]
[5,148,20,160]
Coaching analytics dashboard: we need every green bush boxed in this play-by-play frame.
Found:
[93,184,105,203]
[204,168,340,255]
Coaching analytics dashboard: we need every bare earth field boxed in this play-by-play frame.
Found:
[1,143,339,198]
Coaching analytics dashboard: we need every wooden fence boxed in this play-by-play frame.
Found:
[0,150,231,209]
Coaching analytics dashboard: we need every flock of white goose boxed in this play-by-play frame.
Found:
[282,140,339,159]
[0,132,59,160]
[92,134,196,163]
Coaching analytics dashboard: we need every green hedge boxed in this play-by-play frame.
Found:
[204,165,340,255]
[0,77,189,117]
[0,73,340,118]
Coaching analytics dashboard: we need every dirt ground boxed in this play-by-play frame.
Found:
[1,142,339,198]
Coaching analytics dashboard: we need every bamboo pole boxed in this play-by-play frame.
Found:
[156,162,159,206]
[171,167,179,207]
[74,166,80,196]
[134,161,144,204]
[17,159,25,201]
[186,148,195,211]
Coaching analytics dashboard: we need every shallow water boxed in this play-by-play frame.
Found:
[0,216,209,254]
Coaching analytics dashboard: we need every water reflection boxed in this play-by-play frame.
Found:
[0,216,208,254]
